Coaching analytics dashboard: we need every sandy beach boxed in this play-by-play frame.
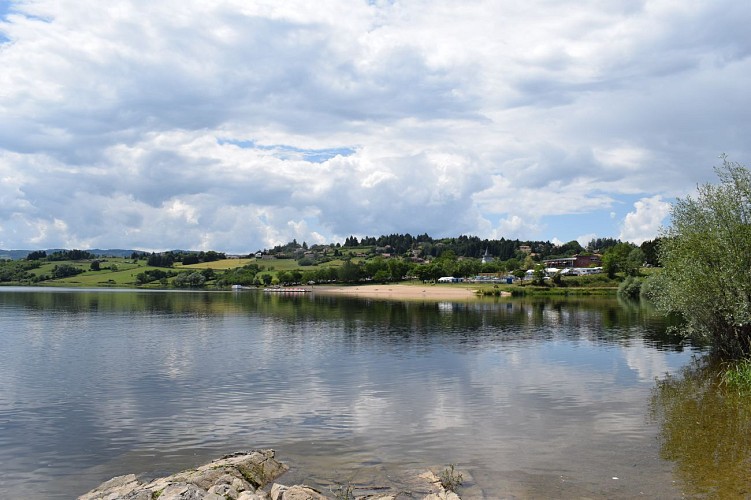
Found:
[313,283,482,300]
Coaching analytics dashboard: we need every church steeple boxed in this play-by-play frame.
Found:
[482,248,492,264]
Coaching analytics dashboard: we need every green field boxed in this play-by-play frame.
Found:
[178,258,255,270]
[41,257,339,287]
[39,259,166,287]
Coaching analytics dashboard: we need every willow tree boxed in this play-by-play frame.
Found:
[650,156,751,358]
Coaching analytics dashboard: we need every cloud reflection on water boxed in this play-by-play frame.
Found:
[0,290,697,498]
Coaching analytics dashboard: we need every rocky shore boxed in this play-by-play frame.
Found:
[78,450,462,500]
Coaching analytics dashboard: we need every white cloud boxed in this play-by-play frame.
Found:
[619,195,671,245]
[492,215,541,240]
[576,233,597,249]
[475,174,616,218]
[0,0,749,250]
[165,199,199,225]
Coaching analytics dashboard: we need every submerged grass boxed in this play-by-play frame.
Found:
[652,356,751,497]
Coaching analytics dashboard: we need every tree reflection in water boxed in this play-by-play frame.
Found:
[651,357,751,497]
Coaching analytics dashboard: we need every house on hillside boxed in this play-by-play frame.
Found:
[574,254,601,267]
[543,257,576,268]
[544,254,602,268]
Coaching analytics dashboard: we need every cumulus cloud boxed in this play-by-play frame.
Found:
[576,233,597,249]
[0,0,749,251]
[619,195,671,244]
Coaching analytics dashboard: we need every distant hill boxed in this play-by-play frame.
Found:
[0,250,32,260]
[0,248,147,260]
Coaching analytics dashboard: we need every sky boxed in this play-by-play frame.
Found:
[1,0,750,253]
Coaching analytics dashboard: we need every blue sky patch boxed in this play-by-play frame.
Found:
[218,139,356,163]
[0,1,11,20]
[0,0,11,42]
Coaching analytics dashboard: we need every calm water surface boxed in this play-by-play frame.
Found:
[0,288,705,497]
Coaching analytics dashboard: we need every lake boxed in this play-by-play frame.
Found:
[0,287,715,497]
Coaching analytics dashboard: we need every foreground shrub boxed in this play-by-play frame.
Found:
[651,157,751,359]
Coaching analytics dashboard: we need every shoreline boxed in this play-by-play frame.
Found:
[313,283,493,300]
[78,450,464,500]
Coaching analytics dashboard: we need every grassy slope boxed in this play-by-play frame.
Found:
[177,259,255,270]
[48,257,335,286]
[39,259,169,287]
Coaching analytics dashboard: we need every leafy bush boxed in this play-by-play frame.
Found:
[52,264,84,278]
[173,271,206,288]
[651,157,751,358]
[618,276,643,300]
[0,260,40,282]
[562,273,620,287]
[639,274,659,301]
[136,269,168,284]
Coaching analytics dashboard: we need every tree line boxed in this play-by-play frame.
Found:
[278,233,660,265]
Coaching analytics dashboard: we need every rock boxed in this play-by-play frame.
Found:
[270,483,328,500]
[207,482,239,498]
[158,483,223,500]
[424,493,461,500]
[78,474,142,499]
[238,491,271,500]
[79,451,464,500]
[270,483,285,500]
[78,450,288,500]
[418,470,462,500]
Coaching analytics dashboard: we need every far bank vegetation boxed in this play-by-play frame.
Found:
[1,235,657,295]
